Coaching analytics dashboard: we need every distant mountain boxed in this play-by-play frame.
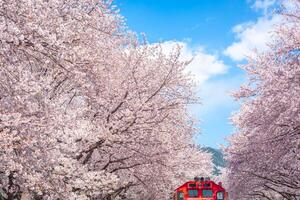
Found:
[201,147,226,175]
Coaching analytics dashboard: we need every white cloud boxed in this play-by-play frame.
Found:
[224,15,282,61]
[251,0,277,12]
[158,41,228,85]
[192,75,244,116]
[224,0,291,61]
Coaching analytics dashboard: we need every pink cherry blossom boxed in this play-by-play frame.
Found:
[0,0,213,199]
[225,1,300,199]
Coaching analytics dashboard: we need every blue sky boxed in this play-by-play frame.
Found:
[114,0,279,148]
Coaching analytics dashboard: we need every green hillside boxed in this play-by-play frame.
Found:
[201,147,226,175]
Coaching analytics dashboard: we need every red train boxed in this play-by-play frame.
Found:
[174,177,228,200]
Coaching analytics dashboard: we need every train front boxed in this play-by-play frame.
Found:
[173,177,227,200]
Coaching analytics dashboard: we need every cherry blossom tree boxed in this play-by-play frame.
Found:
[0,0,212,199]
[226,1,300,199]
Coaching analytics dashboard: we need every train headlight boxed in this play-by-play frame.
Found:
[178,191,184,200]
[217,192,224,200]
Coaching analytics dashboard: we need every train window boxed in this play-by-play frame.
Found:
[189,183,196,187]
[177,191,184,200]
[188,190,198,197]
[217,192,224,200]
[203,183,211,187]
[202,189,213,197]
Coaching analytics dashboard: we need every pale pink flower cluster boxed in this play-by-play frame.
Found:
[0,0,212,199]
[225,1,300,199]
